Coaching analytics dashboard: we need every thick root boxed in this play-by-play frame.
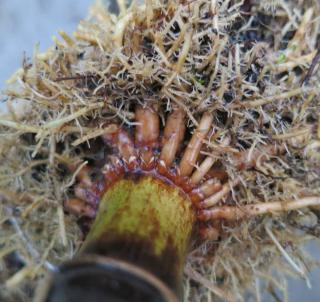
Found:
[135,105,160,165]
[199,179,240,208]
[179,113,213,177]
[191,156,216,184]
[198,197,320,221]
[159,108,186,167]
[196,179,222,197]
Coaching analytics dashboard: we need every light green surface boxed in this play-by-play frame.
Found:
[85,176,195,259]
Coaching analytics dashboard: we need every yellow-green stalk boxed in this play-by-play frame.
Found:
[37,175,195,302]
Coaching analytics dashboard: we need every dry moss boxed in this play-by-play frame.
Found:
[0,0,320,301]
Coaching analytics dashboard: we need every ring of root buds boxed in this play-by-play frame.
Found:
[64,105,320,240]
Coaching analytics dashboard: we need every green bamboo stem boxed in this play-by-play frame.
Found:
[37,174,196,302]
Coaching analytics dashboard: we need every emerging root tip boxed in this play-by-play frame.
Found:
[199,226,220,241]
[102,128,137,164]
[64,198,96,219]
[76,166,93,188]
[74,185,100,206]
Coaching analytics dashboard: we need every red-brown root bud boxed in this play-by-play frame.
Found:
[74,185,88,201]
[76,166,93,187]
[199,226,220,241]
[103,129,137,165]
[205,168,229,182]
[64,198,96,218]
[74,185,100,206]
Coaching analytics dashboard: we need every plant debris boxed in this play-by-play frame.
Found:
[0,0,320,301]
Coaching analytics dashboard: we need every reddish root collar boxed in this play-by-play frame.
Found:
[64,105,310,243]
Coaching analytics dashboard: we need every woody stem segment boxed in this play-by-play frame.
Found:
[38,175,196,302]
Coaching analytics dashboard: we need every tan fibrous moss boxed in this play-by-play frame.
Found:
[0,0,320,301]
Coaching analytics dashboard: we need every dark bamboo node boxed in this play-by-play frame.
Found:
[36,256,179,302]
